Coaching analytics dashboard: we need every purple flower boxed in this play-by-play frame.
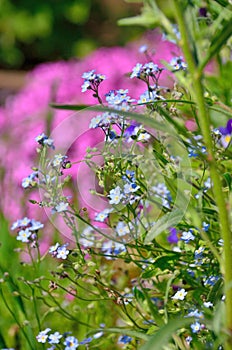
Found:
[167,227,179,244]
[219,119,232,135]
[219,119,232,148]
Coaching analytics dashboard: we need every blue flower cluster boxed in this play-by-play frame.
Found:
[105,89,135,111]
[169,56,187,71]
[108,170,140,205]
[22,171,38,189]
[187,135,207,158]
[35,133,55,149]
[81,70,106,93]
[49,242,70,260]
[152,182,172,209]
[36,327,104,348]
[11,217,44,243]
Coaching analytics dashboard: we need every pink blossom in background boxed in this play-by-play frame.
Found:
[1,30,181,235]
[185,119,198,132]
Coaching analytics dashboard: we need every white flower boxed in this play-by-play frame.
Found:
[36,328,51,343]
[55,202,69,213]
[56,245,69,259]
[108,186,123,205]
[203,301,213,308]
[16,228,31,243]
[137,132,150,142]
[191,321,201,333]
[180,230,195,243]
[123,182,140,194]
[115,221,130,236]
[172,288,187,300]
[49,242,60,254]
[48,331,62,344]
[52,154,67,167]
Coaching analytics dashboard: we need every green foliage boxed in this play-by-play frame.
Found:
[0,0,143,68]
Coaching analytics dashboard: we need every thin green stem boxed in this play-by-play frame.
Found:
[0,288,35,350]
[173,1,232,347]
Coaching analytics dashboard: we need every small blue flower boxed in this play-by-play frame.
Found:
[204,275,220,286]
[30,219,44,231]
[190,321,201,333]
[122,170,136,183]
[170,56,187,71]
[49,243,70,259]
[118,335,132,344]
[35,133,54,149]
[36,328,51,343]
[95,208,112,222]
[16,228,31,243]
[152,183,172,208]
[180,230,195,243]
[22,171,38,189]
[11,217,43,242]
[11,217,31,230]
[102,240,126,259]
[138,89,164,104]
[139,44,148,53]
[93,331,104,339]
[194,247,205,264]
[143,62,159,75]
[187,309,204,319]
[130,63,143,78]
[48,331,62,344]
[56,244,70,260]
[108,186,124,205]
[52,154,67,167]
[81,70,106,94]
[54,202,69,213]
[82,70,95,80]
[79,337,93,345]
[202,221,209,231]
[49,242,60,255]
[115,221,130,237]
[203,177,211,192]
[218,239,224,246]
[105,89,134,111]
[63,335,79,350]
[81,80,91,92]
[186,336,192,345]
[123,182,140,194]
[107,130,117,141]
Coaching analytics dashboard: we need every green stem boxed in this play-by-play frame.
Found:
[173,1,232,347]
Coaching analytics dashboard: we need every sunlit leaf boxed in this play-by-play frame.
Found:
[140,317,195,350]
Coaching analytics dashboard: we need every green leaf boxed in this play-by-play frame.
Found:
[133,286,145,302]
[0,332,7,348]
[140,317,195,350]
[155,255,179,271]
[200,16,232,72]
[50,103,89,111]
[139,285,164,327]
[102,327,149,341]
[144,209,183,244]
[118,3,159,28]
[213,0,230,8]
[223,172,232,191]
[213,301,226,335]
